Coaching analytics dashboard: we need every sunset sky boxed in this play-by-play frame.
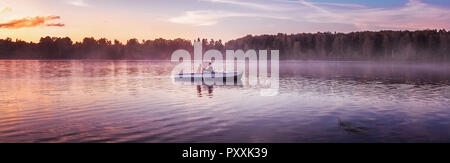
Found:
[1,0,450,43]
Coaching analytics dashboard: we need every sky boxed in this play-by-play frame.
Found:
[1,0,450,43]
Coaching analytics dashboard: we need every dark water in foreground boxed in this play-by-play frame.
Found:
[0,60,449,143]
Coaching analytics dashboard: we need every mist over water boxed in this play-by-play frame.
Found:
[0,60,449,142]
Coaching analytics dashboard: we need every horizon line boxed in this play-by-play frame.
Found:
[1,28,448,43]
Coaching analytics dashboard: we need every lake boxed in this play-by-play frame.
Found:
[0,60,449,142]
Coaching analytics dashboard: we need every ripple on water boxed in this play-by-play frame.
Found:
[0,60,450,142]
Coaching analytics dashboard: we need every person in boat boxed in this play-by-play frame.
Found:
[195,62,214,74]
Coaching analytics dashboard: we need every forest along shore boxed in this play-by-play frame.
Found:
[0,30,449,61]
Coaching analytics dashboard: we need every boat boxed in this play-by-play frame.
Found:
[173,72,243,84]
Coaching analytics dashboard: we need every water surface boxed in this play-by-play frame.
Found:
[0,60,449,142]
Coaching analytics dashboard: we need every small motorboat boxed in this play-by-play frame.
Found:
[173,72,243,83]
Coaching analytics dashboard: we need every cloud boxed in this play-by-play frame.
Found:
[68,0,90,7]
[297,0,333,14]
[46,23,65,27]
[192,0,450,30]
[311,2,366,8]
[0,16,65,29]
[291,0,450,30]
[202,0,287,11]
[168,10,291,26]
[353,0,450,30]
[0,7,12,14]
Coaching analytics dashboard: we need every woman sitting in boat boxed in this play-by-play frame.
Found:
[195,62,214,74]
[203,62,214,74]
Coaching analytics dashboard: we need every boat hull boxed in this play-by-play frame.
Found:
[173,72,243,84]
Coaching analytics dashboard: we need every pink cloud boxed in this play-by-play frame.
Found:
[0,16,65,29]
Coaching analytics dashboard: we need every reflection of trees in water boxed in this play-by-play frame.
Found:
[279,61,450,84]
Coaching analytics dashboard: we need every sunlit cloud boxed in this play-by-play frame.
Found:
[46,23,65,27]
[68,0,90,7]
[168,10,291,26]
[0,7,12,14]
[0,16,64,29]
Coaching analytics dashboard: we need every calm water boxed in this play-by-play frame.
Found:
[0,60,449,143]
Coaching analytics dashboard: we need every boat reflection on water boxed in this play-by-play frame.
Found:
[173,74,244,98]
[197,85,213,98]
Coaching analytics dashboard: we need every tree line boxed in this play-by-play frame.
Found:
[1,30,449,61]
